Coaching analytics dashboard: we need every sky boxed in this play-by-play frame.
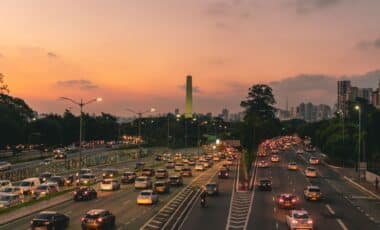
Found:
[0,0,380,116]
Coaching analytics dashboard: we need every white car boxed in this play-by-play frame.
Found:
[309,157,320,165]
[286,210,313,230]
[134,176,152,189]
[136,189,159,205]
[0,186,23,196]
[100,179,120,191]
[0,180,12,189]
[79,174,96,185]
[0,162,11,171]
[304,167,318,178]
[195,164,205,171]
[304,186,322,201]
[0,192,21,208]
[174,163,185,172]
[18,178,41,195]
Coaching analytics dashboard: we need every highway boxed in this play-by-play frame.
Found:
[0,150,219,230]
[248,146,380,230]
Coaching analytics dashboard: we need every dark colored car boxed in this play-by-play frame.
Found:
[277,194,298,209]
[168,175,183,186]
[155,169,169,179]
[48,176,65,187]
[155,155,163,161]
[121,172,136,184]
[81,209,115,230]
[218,168,229,179]
[154,181,170,194]
[180,168,192,177]
[39,172,53,183]
[73,187,97,201]
[30,211,69,230]
[205,183,219,196]
[141,168,155,177]
[258,178,272,191]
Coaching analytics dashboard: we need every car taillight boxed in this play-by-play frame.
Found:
[226,173,229,176]
[81,217,85,222]
[84,191,88,195]
[307,220,313,224]
[279,199,284,203]
[292,220,298,224]
[291,198,297,203]
[97,218,103,222]
[73,191,77,195]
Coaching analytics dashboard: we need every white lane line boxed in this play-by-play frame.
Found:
[337,219,349,230]
[275,222,279,229]
[325,204,335,215]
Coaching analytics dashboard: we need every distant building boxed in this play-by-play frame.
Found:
[185,75,193,118]
[372,81,380,109]
[174,108,179,115]
[337,80,351,113]
[296,102,331,122]
[229,112,244,122]
[219,108,229,121]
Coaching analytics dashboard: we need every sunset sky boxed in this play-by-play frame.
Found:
[1,0,380,116]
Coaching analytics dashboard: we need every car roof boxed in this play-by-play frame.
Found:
[279,193,295,197]
[141,189,153,193]
[23,177,39,181]
[307,185,320,189]
[291,210,309,215]
[87,209,106,215]
[137,176,148,179]
[40,211,57,215]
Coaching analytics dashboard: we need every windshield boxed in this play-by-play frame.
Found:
[206,184,216,189]
[141,192,152,196]
[307,168,316,171]
[294,213,309,219]
[136,178,147,182]
[82,175,93,179]
[102,180,111,184]
[20,181,32,186]
[0,196,12,201]
[309,188,320,192]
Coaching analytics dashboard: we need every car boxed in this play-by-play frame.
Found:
[0,186,23,196]
[155,154,163,161]
[39,172,53,183]
[166,161,175,169]
[201,161,210,168]
[168,175,183,186]
[81,209,116,230]
[218,168,229,178]
[154,181,170,194]
[0,161,11,171]
[187,160,196,166]
[0,192,21,208]
[73,187,97,201]
[195,163,205,171]
[78,168,92,176]
[35,183,59,197]
[155,169,169,179]
[309,157,320,165]
[134,176,152,189]
[102,168,119,179]
[287,162,298,171]
[137,189,159,205]
[271,155,280,162]
[0,180,12,189]
[304,167,318,178]
[258,178,272,191]
[141,168,155,177]
[296,149,304,155]
[174,163,185,172]
[79,174,96,185]
[100,179,120,191]
[64,175,78,186]
[121,172,137,183]
[40,158,52,165]
[48,176,65,187]
[19,178,41,195]
[30,211,69,230]
[304,185,322,201]
[258,160,269,168]
[212,156,220,161]
[205,183,219,196]
[225,159,234,166]
[53,148,67,159]
[277,193,298,209]
[286,210,313,230]
[180,167,192,177]
[257,151,267,157]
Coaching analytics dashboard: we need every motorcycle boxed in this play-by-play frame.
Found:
[201,197,206,208]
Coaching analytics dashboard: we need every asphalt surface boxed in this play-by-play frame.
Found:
[0,150,217,230]
[248,147,380,230]
[181,161,236,230]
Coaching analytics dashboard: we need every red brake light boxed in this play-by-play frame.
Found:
[97,218,103,222]
[279,198,284,203]
[81,217,85,222]
[291,198,297,203]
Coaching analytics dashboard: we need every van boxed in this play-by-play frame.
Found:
[18,178,41,195]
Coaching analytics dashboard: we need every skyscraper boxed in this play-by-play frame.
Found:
[337,80,351,113]
[185,75,193,118]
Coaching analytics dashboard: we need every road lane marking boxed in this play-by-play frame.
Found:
[275,222,278,229]
[337,219,349,230]
[325,204,335,215]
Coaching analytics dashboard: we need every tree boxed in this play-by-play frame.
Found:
[0,73,9,94]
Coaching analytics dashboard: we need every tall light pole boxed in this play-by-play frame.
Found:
[126,107,156,159]
[193,117,200,155]
[60,97,102,169]
[355,105,361,177]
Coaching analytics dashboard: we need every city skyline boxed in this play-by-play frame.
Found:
[1,0,380,115]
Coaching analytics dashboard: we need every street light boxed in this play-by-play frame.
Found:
[60,96,102,169]
[126,107,156,159]
[355,105,361,177]
[193,117,200,155]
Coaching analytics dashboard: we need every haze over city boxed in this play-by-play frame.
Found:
[1,0,380,115]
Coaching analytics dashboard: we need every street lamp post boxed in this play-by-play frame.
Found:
[355,105,362,178]
[193,117,200,155]
[60,97,102,169]
[126,107,156,159]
